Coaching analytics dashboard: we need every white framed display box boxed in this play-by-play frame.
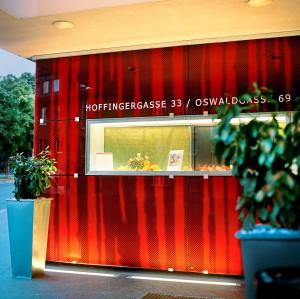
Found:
[85,113,290,176]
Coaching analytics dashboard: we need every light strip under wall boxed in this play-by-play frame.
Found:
[45,268,241,286]
[127,275,241,286]
[45,268,115,277]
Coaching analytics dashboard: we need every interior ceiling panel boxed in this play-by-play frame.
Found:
[0,0,299,59]
[0,0,160,18]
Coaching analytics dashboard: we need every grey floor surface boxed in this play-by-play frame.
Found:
[0,181,245,299]
[0,181,14,210]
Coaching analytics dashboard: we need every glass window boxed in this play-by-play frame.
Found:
[86,114,289,175]
[87,122,192,173]
[40,107,47,125]
[42,81,49,94]
[53,79,60,93]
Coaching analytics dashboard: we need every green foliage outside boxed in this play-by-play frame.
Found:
[212,84,300,230]
[10,148,57,200]
[0,72,35,174]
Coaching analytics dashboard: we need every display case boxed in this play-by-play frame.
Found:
[86,113,290,176]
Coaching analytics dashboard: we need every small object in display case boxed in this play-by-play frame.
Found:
[92,152,114,171]
[167,150,184,171]
[126,153,161,171]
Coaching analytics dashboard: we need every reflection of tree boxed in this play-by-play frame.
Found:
[0,73,35,175]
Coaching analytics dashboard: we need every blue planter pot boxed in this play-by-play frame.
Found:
[236,225,300,299]
[6,198,52,279]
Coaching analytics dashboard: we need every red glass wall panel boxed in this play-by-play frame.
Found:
[186,177,242,274]
[35,56,82,121]
[34,120,85,175]
[188,36,300,114]
[35,37,300,123]
[45,176,242,274]
[35,36,300,276]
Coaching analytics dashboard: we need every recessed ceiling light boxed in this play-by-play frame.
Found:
[246,0,273,7]
[52,21,74,29]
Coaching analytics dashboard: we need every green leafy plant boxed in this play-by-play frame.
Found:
[212,84,300,230]
[10,148,57,200]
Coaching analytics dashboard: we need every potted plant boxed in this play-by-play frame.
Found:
[211,84,300,299]
[7,148,56,279]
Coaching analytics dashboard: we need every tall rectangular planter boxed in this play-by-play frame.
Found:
[237,227,300,299]
[6,198,52,279]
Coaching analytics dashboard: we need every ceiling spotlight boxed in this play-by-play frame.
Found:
[246,0,273,7]
[52,21,74,29]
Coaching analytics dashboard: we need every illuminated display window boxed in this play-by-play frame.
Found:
[86,114,289,176]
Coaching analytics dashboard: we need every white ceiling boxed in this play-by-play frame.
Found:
[0,0,299,59]
[0,0,159,18]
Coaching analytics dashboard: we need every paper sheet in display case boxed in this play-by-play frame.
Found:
[91,152,114,171]
[167,150,184,171]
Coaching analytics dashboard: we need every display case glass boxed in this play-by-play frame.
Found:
[86,113,290,176]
